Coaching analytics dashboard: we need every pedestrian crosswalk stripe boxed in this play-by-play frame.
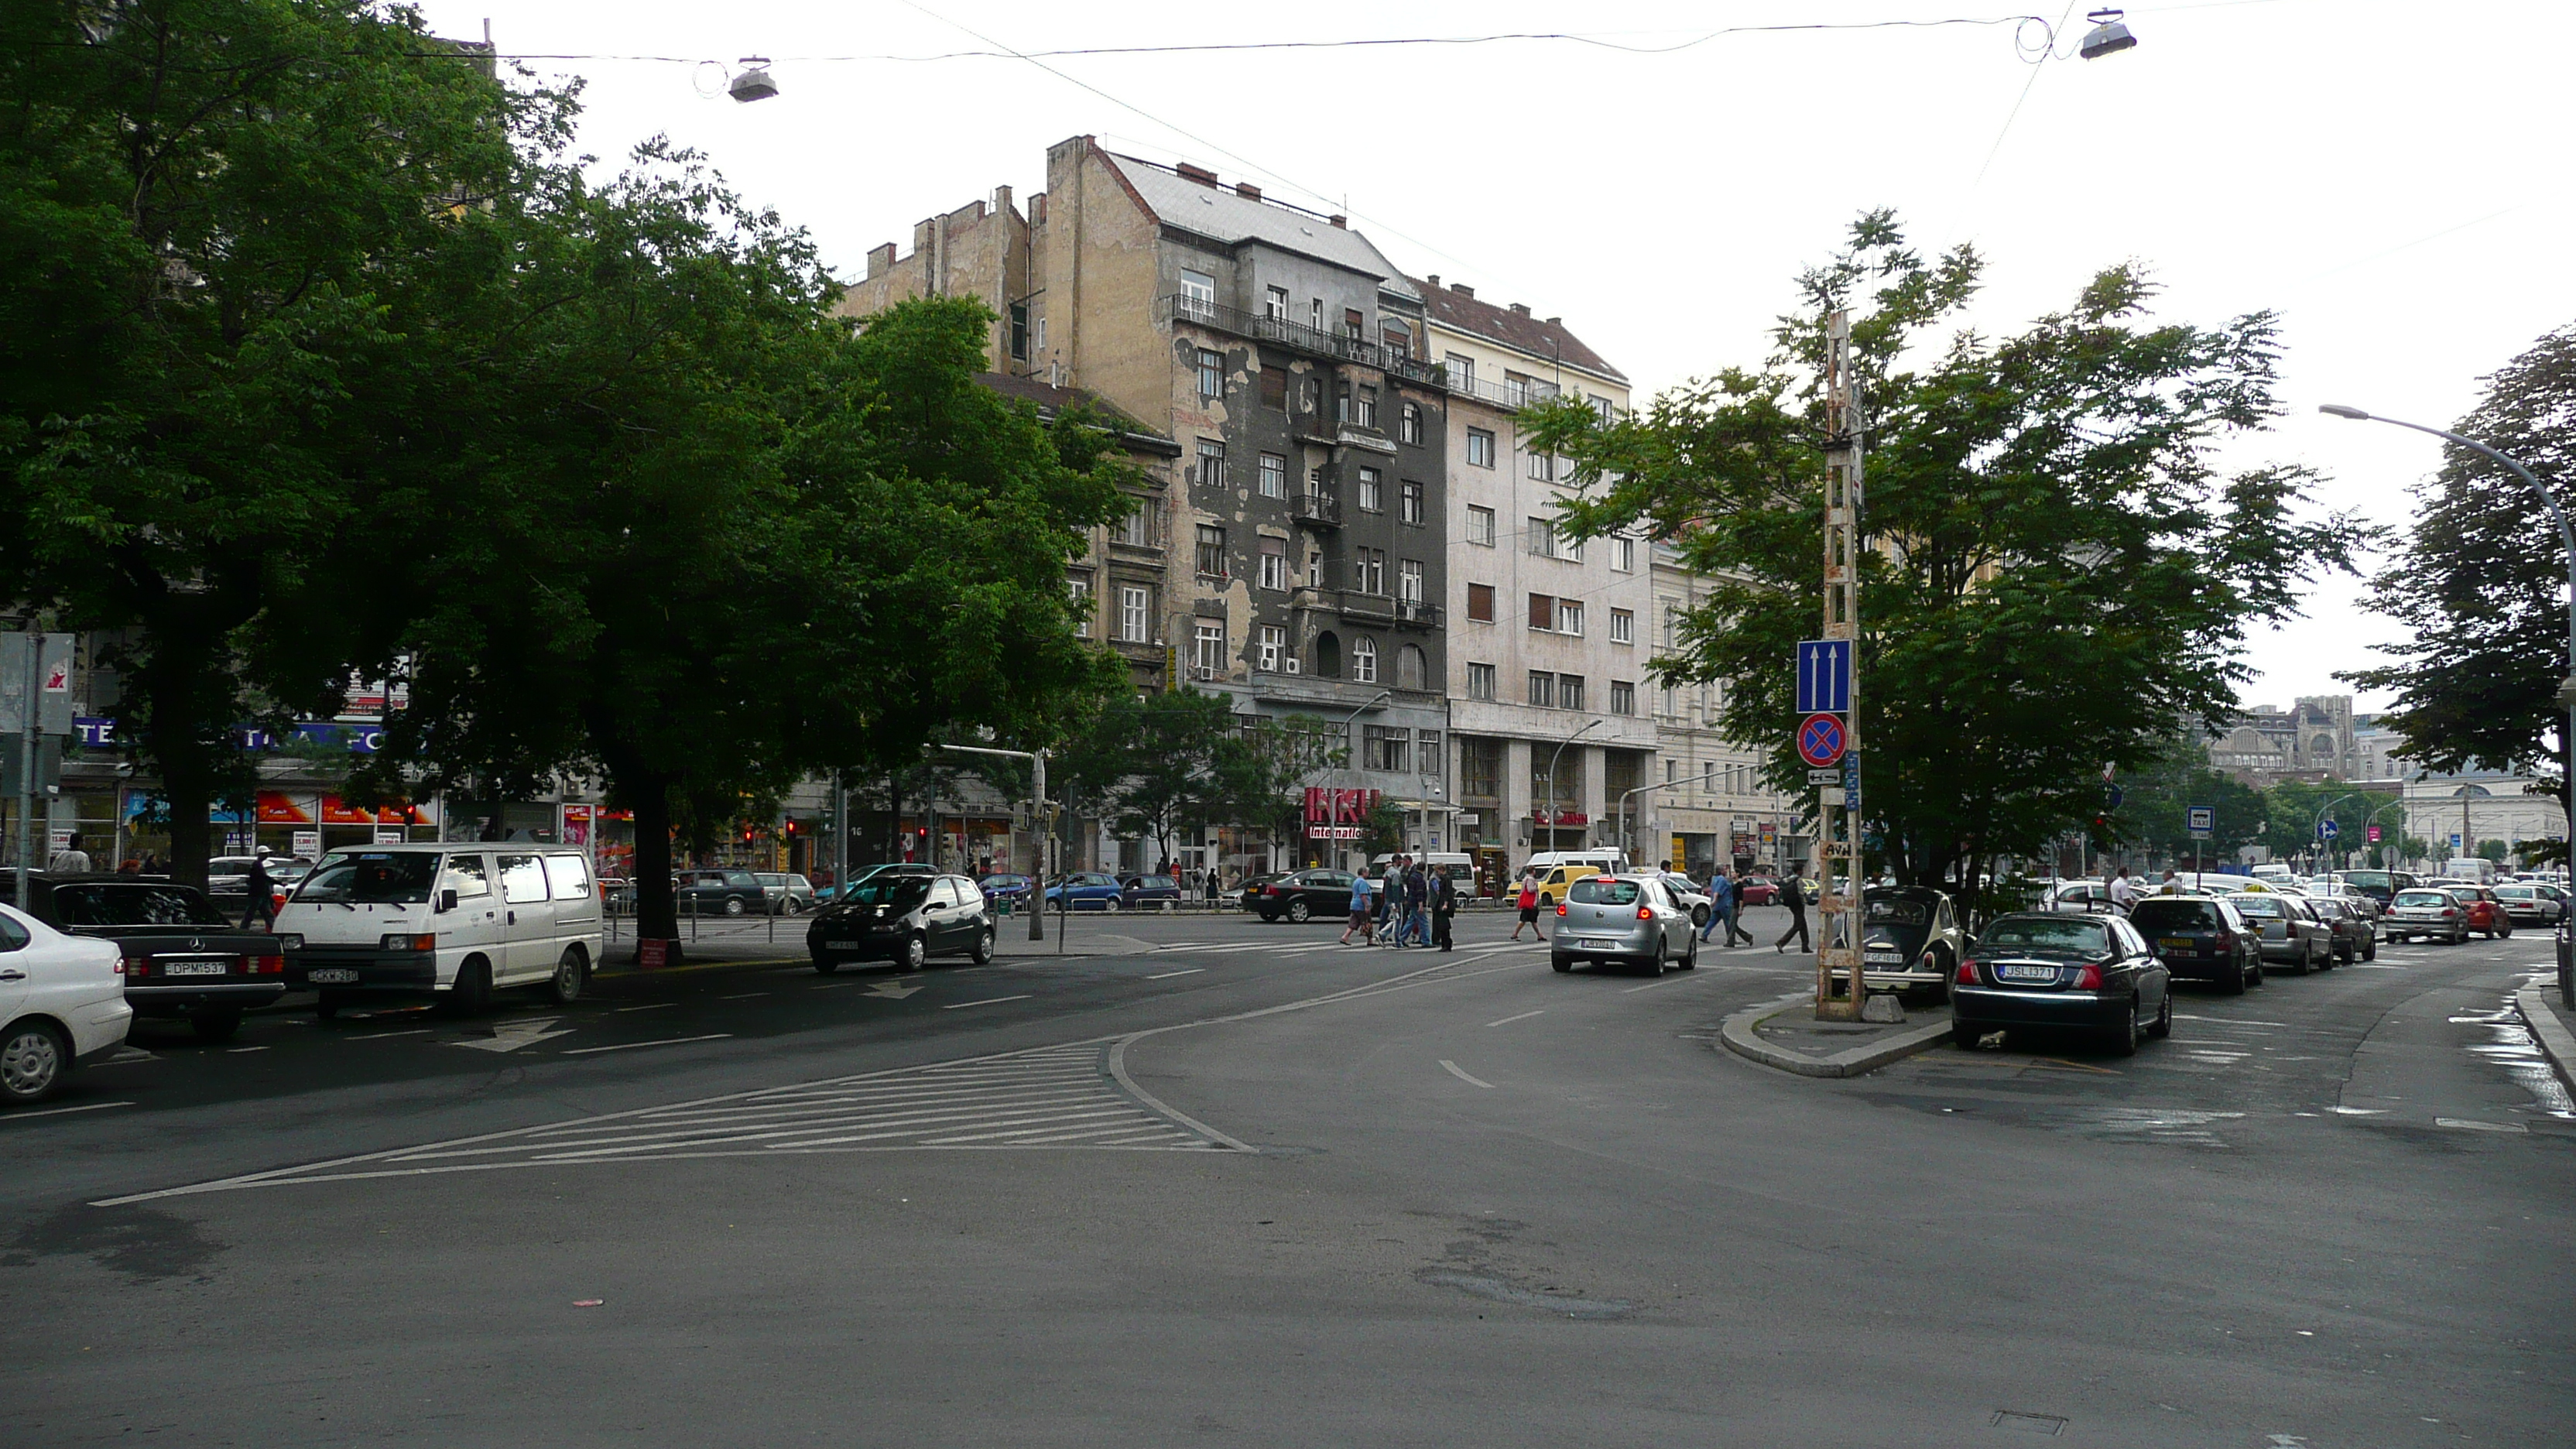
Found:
[91,1042,1238,1205]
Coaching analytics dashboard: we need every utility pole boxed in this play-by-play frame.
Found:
[1815,310,1865,1022]
[12,623,38,909]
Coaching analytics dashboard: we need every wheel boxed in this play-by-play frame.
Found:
[190,1008,243,1044]
[2222,959,2247,995]
[2249,957,2264,985]
[1692,906,1710,929]
[1286,899,1312,923]
[1639,941,1664,978]
[0,1020,70,1105]
[900,933,928,972]
[1951,1020,1989,1050]
[969,928,995,965]
[723,896,747,917]
[811,954,840,975]
[1107,896,1124,913]
[1679,937,1698,970]
[786,899,804,916]
[1258,911,1279,924]
[316,992,346,1020]
[2335,939,2355,964]
[1551,956,1573,974]
[2146,989,2173,1039]
[2364,937,2377,961]
[447,957,493,1013]
[546,949,588,1005]
[2286,948,2310,977]
[2102,996,2141,1057]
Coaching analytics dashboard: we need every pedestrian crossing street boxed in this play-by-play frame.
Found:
[101,1042,1239,1204]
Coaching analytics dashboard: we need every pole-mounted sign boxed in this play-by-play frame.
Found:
[2186,804,2214,840]
[1794,639,1852,715]
[1795,713,1847,769]
[1810,312,1866,1023]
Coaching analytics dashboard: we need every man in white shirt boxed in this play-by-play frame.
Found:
[2108,866,2141,913]
[46,832,94,873]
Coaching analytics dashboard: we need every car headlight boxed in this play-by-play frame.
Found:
[273,933,303,951]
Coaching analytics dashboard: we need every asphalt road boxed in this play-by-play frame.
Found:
[6,906,2570,1447]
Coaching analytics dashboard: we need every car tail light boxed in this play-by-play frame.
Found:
[2441,908,2458,918]
[1555,903,1567,916]
[120,957,146,977]
[1266,885,1282,896]
[2074,963,2105,989]
[1956,959,1977,984]
[1637,905,1654,920]
[249,954,285,975]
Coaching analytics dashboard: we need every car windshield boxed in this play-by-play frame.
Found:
[1569,879,1640,906]
[2227,895,2283,918]
[295,852,440,905]
[2394,891,2451,908]
[2131,900,2221,930]
[842,881,930,910]
[1978,918,2110,954]
[1863,898,1928,925]
[53,882,229,928]
[2497,886,2535,899]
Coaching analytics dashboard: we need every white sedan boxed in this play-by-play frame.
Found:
[2,902,134,1106]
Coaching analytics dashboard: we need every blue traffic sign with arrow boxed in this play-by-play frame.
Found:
[1795,639,1851,714]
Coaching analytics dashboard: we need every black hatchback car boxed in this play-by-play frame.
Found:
[1250,869,1363,923]
[807,872,995,973]
[1953,911,2173,1057]
[2127,894,2263,993]
[15,873,284,1042]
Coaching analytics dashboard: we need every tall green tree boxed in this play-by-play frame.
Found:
[2345,324,2576,850]
[1526,213,2371,907]
[2105,747,2266,862]
[0,0,550,886]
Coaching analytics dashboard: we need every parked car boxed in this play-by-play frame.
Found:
[2385,886,2472,944]
[0,900,134,1105]
[2307,896,2377,963]
[2440,884,2512,939]
[1118,875,1185,911]
[1951,911,2173,1057]
[1043,872,1126,911]
[2224,892,2334,975]
[2046,881,2129,916]
[677,868,767,917]
[279,845,605,1016]
[2493,882,2565,927]
[1250,869,1362,923]
[1233,874,1285,912]
[1735,876,1780,907]
[1858,886,1967,1000]
[1550,874,1699,977]
[755,872,817,915]
[820,863,938,905]
[2129,893,2263,994]
[2338,869,2417,907]
[12,872,284,1042]
[1661,874,1714,928]
[977,873,1036,910]
[807,872,995,973]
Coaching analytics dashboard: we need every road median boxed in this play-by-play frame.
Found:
[1720,989,1954,1079]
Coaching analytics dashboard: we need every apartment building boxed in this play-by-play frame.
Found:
[836,137,1452,874]
[1649,546,1804,877]
[1416,277,1659,865]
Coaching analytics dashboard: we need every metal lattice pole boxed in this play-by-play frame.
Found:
[1815,311,1865,1021]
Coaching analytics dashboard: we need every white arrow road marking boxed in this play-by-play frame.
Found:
[865,982,924,1000]
[1440,1060,1495,1089]
[450,1017,576,1053]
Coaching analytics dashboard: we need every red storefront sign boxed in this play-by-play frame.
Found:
[1303,786,1382,839]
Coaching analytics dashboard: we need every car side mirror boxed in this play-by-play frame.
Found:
[437,889,458,913]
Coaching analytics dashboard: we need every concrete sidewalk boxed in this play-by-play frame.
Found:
[1720,988,1954,1079]
[2516,982,2576,1095]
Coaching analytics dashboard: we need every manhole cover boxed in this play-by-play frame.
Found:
[1992,1410,2067,1435]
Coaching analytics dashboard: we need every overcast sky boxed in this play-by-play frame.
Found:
[416,0,2576,714]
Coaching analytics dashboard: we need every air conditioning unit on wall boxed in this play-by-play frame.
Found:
[1282,657,1301,674]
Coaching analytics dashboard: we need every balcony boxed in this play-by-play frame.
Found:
[1293,490,1342,529]
[1335,590,1398,622]
[1165,296,1446,385]
[1394,598,1444,629]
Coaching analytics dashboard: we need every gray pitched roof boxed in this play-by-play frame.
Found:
[1105,154,1415,295]
[1411,276,1627,385]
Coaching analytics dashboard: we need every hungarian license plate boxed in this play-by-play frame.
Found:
[160,958,230,977]
[307,968,361,985]
[2159,937,2195,951]
[1577,938,1619,951]
[1865,950,1903,964]
[1995,962,2057,983]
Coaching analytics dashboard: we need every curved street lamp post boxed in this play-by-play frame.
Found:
[1542,718,1603,856]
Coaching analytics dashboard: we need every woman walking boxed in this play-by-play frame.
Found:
[1339,874,1376,945]
[1775,876,1811,954]
[1510,868,1544,942]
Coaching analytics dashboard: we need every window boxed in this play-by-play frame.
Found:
[1466,429,1495,468]
[1194,619,1225,674]
[1400,402,1423,444]
[1382,320,1411,359]
[1527,518,1553,557]
[1035,315,1046,352]
[1068,574,1094,636]
[1610,536,1635,573]
[1610,680,1636,715]
[498,854,549,904]
[1118,584,1152,643]
[1466,663,1495,701]
[1196,525,1228,578]
[1526,670,1555,708]
[1258,452,1286,498]
[1365,724,1409,772]
[1009,303,1030,361]
[1344,307,1365,340]
[1259,536,1287,590]
[1556,599,1584,635]
[1609,608,1634,644]
[1559,675,1585,711]
[1352,636,1378,683]
[1466,584,1495,622]
[1265,285,1290,320]
[1301,376,1321,413]
[1196,437,1225,487]
[1660,684,1678,718]
[1335,381,1351,423]
[1260,366,1288,409]
[1310,298,1323,331]
[1179,269,1215,315]
[1258,625,1287,672]
[1665,759,1677,784]
[1397,644,1427,691]
[1355,547,1386,594]
[1560,531,1583,563]
[443,853,492,899]
[1460,736,1502,797]
[543,854,593,903]
[1355,385,1379,427]
[1399,559,1424,603]
[1399,478,1424,523]
[1358,468,1383,512]
[1115,495,1161,547]
[1527,591,1555,630]
[1466,505,1495,546]
[1197,348,1224,401]
[1661,604,1681,648]
[1527,449,1553,481]
[1446,354,1475,390]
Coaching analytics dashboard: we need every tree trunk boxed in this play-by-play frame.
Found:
[132,630,224,892]
[626,772,678,953]
[886,775,903,865]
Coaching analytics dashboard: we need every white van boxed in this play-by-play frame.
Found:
[1523,849,1627,875]
[1368,852,1478,893]
[2441,858,2497,885]
[278,844,605,1017]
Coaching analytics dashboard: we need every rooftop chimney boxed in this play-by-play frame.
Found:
[1424,274,1440,288]
[1328,214,1347,228]
[866,243,896,280]
[1509,303,1531,317]
[1545,317,1560,326]
[1176,162,1218,187]
[992,184,1013,214]
[1234,182,1262,200]
[1452,283,1474,298]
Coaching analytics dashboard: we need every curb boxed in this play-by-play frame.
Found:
[1720,991,1954,1080]
[2514,986,2576,1095]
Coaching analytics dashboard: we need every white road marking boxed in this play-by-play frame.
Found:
[2435,1118,2529,1133]
[718,992,768,1000]
[1,1100,135,1122]
[865,982,923,1000]
[1146,968,1205,980]
[614,1002,676,1012]
[227,1046,270,1053]
[1623,972,1718,992]
[450,1017,574,1054]
[1486,1010,1545,1028]
[1440,1060,1495,1089]
[560,1033,731,1056]
[944,995,1033,1010]
[2174,1016,2294,1026]
[349,1029,430,1040]
[2324,1106,2386,1115]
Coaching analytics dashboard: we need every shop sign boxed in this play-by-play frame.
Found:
[292,829,321,858]
[562,803,593,846]
[257,791,317,824]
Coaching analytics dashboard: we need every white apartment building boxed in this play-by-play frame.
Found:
[1649,545,1804,877]
[1416,276,1658,868]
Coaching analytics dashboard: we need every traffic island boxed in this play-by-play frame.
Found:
[1720,988,1954,1079]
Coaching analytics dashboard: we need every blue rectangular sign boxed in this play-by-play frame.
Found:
[1796,639,1852,714]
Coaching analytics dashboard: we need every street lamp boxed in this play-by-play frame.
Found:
[1542,718,1603,855]
[2321,404,2574,872]
[2078,9,2139,60]
[1304,690,1390,869]
[1614,779,1686,862]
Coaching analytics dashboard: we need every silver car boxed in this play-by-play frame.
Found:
[1551,873,1699,976]
[755,872,817,915]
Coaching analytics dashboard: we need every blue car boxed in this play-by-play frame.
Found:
[1043,872,1125,911]
[978,873,1035,910]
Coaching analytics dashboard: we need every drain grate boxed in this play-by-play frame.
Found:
[1992,1410,2067,1436]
